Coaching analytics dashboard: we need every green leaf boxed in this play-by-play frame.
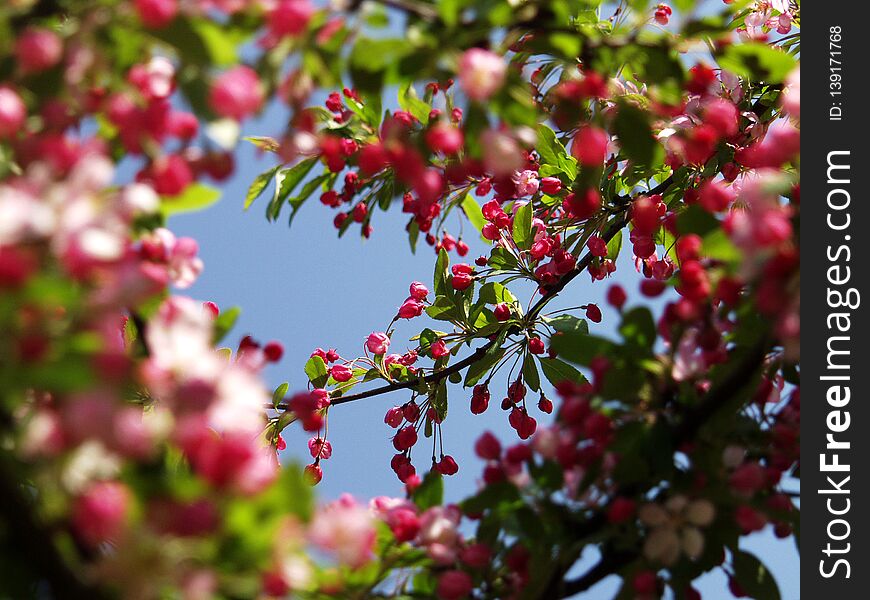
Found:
[464,346,507,387]
[677,204,719,236]
[432,381,448,420]
[398,82,430,124]
[544,314,589,335]
[426,295,461,322]
[536,124,577,179]
[188,18,241,66]
[460,481,522,514]
[613,103,662,170]
[418,328,440,356]
[160,183,221,217]
[243,136,281,153]
[212,306,241,344]
[268,157,318,220]
[478,282,517,305]
[718,43,796,84]
[412,471,444,510]
[272,382,289,408]
[244,166,280,210]
[539,357,588,387]
[461,194,487,236]
[606,229,623,260]
[487,247,518,271]
[288,172,332,226]
[434,248,450,296]
[523,353,541,392]
[549,333,615,367]
[732,550,781,600]
[408,219,420,253]
[619,307,657,350]
[702,228,741,264]
[438,0,464,26]
[512,202,533,250]
[304,355,329,388]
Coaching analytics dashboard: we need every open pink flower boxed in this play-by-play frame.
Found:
[458,48,506,102]
[309,494,376,568]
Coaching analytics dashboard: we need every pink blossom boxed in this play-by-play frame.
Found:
[0,87,26,139]
[672,329,705,381]
[781,67,800,120]
[134,0,178,28]
[72,481,131,546]
[481,129,524,176]
[458,48,506,102]
[308,437,333,459]
[572,127,609,166]
[309,494,376,568]
[209,66,265,121]
[141,228,203,289]
[15,28,63,74]
[418,505,463,563]
[513,170,540,196]
[128,56,176,100]
[437,570,473,599]
[267,0,315,38]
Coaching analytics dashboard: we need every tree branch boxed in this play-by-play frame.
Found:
[274,176,677,411]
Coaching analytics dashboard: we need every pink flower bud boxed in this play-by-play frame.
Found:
[451,269,473,290]
[384,407,404,428]
[409,281,429,300]
[267,0,315,38]
[585,303,602,323]
[460,543,492,569]
[134,0,178,28]
[540,176,562,195]
[572,126,609,166]
[209,66,264,121]
[493,302,511,322]
[366,332,390,355]
[137,154,193,196]
[331,364,353,382]
[437,570,473,600]
[398,297,425,319]
[72,481,131,546]
[703,98,739,138]
[564,189,601,221]
[15,28,63,74]
[434,455,459,476]
[352,202,368,222]
[430,339,449,359]
[263,341,284,362]
[586,235,608,257]
[0,87,26,140]
[393,426,418,451]
[475,431,501,459]
[426,124,464,154]
[304,463,323,485]
[606,284,627,310]
[698,179,735,213]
